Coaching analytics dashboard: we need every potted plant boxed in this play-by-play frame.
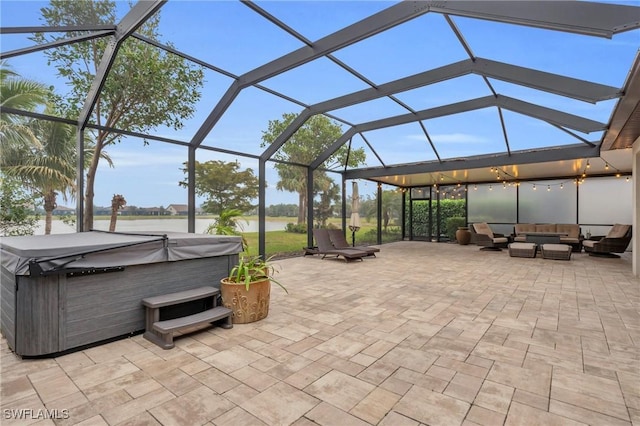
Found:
[446,217,470,245]
[220,255,287,324]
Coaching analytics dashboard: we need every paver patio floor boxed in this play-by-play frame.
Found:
[2,241,638,425]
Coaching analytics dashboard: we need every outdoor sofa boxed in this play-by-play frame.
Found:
[512,223,583,252]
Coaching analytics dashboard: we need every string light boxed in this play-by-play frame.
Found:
[425,161,626,195]
[626,176,630,182]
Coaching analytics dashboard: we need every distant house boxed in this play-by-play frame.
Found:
[141,207,168,216]
[166,204,188,215]
[166,204,205,215]
[52,205,75,216]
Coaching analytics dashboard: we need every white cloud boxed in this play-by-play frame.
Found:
[430,133,488,144]
[406,133,487,144]
[97,148,188,170]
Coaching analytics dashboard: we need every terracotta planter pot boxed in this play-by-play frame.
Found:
[220,278,271,324]
[455,227,471,245]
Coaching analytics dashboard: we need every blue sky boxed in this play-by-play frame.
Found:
[1,0,639,208]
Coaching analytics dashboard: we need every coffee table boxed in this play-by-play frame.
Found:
[524,232,567,245]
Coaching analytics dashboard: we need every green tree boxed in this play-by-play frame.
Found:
[32,0,205,230]
[313,174,340,227]
[362,189,402,231]
[261,113,366,224]
[2,106,112,234]
[0,174,39,236]
[180,160,259,215]
[0,62,49,153]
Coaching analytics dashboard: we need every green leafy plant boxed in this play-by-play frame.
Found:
[445,216,467,241]
[227,255,288,293]
[205,208,248,251]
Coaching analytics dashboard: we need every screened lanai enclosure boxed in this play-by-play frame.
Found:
[1,1,639,266]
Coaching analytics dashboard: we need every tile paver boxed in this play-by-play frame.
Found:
[0,242,637,425]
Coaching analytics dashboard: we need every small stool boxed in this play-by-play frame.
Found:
[541,244,572,260]
[508,242,537,258]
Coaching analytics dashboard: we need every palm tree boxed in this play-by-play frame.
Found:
[0,61,49,152]
[2,108,112,234]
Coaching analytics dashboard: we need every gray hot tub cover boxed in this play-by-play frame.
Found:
[0,231,243,276]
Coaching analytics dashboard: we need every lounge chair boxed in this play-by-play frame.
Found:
[470,222,510,251]
[583,224,632,258]
[312,229,369,262]
[327,229,380,257]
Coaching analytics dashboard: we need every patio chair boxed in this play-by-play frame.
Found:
[312,229,369,262]
[470,222,510,251]
[327,228,380,257]
[583,224,632,258]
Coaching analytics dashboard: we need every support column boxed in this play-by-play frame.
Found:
[341,176,347,232]
[259,159,266,257]
[76,128,84,232]
[307,168,314,248]
[377,182,382,244]
[187,147,196,233]
[633,137,639,276]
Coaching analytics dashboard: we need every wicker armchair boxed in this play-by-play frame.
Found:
[583,224,632,258]
[470,223,510,251]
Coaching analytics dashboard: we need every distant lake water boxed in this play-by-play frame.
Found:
[35,218,290,235]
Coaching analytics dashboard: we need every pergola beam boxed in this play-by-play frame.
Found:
[0,30,114,60]
[262,57,618,164]
[427,1,640,38]
[310,95,606,169]
[343,144,602,180]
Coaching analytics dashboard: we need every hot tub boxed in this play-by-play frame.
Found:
[0,231,242,356]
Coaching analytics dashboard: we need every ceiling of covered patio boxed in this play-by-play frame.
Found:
[2,0,640,191]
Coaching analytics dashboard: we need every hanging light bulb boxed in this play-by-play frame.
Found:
[626,176,630,182]
[474,184,477,190]
[560,183,564,189]
[547,185,551,192]
[616,173,621,178]
[605,163,609,170]
[533,184,537,190]
[586,159,591,169]
[489,185,493,191]
[503,182,506,189]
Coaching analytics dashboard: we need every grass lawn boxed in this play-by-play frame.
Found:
[68,216,396,257]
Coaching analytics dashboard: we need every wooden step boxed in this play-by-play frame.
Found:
[152,306,232,333]
[142,286,219,308]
